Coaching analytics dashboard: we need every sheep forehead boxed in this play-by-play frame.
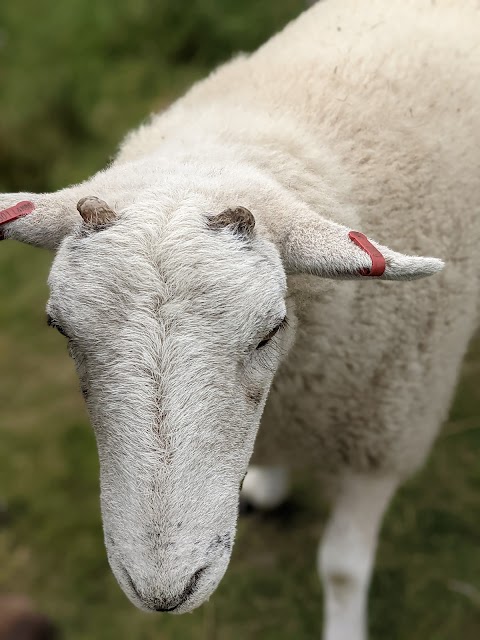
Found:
[49,208,286,335]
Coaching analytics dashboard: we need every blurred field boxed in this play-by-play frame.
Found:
[1,1,479,639]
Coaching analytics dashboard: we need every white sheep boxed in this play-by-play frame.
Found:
[1,1,479,639]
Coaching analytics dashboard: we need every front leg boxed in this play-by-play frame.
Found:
[319,473,399,640]
[241,465,290,510]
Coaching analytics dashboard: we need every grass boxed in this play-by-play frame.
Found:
[1,1,479,638]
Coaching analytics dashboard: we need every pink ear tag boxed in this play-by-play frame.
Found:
[0,201,35,240]
[348,230,386,277]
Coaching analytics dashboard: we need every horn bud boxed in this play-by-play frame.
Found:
[77,196,116,227]
[208,206,255,236]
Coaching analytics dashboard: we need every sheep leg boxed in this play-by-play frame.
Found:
[318,473,398,640]
[240,465,290,510]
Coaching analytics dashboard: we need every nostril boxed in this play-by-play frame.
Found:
[189,565,208,591]
[122,567,143,601]
[183,565,208,599]
[153,565,208,612]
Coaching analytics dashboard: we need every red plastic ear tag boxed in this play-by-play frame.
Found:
[0,201,35,239]
[348,231,386,277]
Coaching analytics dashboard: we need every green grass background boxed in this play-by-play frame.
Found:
[1,1,479,638]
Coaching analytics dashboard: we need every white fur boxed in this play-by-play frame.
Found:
[318,475,397,640]
[241,465,290,510]
[1,0,479,635]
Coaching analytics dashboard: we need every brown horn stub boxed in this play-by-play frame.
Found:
[208,206,255,236]
[77,196,116,227]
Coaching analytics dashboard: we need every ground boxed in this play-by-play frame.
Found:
[1,1,479,638]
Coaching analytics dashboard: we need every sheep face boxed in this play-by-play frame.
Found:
[46,202,292,613]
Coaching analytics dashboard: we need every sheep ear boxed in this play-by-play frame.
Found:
[280,217,444,281]
[0,189,81,249]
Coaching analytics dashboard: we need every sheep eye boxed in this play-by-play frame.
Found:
[239,473,247,491]
[47,314,68,338]
[256,318,286,350]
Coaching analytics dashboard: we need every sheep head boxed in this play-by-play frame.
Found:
[1,167,443,614]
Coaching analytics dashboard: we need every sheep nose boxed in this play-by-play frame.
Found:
[125,566,207,612]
